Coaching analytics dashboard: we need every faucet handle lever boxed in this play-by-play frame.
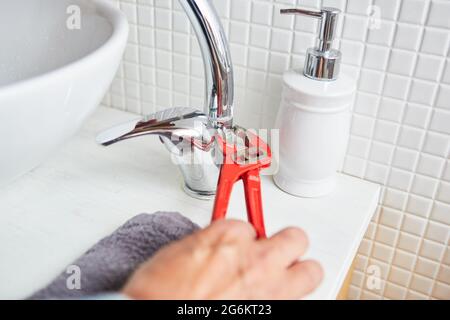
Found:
[96,107,206,146]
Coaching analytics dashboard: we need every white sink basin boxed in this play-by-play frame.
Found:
[0,0,128,187]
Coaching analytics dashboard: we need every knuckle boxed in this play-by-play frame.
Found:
[210,219,230,229]
[280,227,308,246]
[224,220,256,236]
[256,247,272,263]
[216,243,238,260]
[208,220,256,244]
[302,261,324,285]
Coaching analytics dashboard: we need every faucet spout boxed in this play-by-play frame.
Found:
[178,0,234,128]
[97,0,235,199]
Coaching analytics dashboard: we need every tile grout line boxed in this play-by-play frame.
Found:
[401,0,448,299]
[375,0,431,300]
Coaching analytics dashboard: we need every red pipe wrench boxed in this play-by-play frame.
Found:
[211,127,272,238]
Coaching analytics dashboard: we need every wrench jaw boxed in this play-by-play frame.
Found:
[211,126,272,238]
[216,127,272,167]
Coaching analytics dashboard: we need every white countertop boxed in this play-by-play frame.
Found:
[0,107,380,300]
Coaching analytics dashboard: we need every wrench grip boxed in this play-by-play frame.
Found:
[243,169,266,238]
[211,171,236,222]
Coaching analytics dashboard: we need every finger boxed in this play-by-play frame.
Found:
[282,260,324,299]
[257,227,309,267]
[194,219,257,246]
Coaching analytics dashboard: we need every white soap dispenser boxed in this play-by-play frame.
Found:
[273,7,357,198]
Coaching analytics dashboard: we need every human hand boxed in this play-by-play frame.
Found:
[123,220,323,300]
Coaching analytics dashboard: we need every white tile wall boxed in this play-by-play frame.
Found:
[104,0,450,299]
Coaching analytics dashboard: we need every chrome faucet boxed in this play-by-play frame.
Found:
[97,0,234,199]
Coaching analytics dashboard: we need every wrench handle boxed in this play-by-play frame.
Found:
[243,169,266,238]
[211,166,236,222]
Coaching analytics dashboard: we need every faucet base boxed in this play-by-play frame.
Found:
[183,183,216,200]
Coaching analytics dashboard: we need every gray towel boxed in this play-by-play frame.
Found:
[29,212,200,299]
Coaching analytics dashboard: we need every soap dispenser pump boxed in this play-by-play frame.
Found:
[282,7,341,80]
[273,7,357,198]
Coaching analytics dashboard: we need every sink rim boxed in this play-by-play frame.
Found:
[0,0,129,96]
